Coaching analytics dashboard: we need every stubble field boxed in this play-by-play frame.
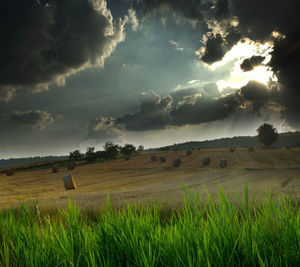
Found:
[1,147,299,209]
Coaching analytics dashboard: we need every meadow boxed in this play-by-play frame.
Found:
[0,187,299,266]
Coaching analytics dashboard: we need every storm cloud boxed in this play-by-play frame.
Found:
[5,110,54,130]
[87,117,124,141]
[0,0,126,101]
[141,0,300,129]
[116,91,173,131]
[97,79,283,132]
[240,56,265,72]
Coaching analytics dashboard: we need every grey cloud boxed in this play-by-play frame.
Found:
[269,32,300,129]
[106,81,283,131]
[239,81,273,114]
[141,0,300,129]
[240,56,265,71]
[87,117,124,141]
[0,86,16,102]
[203,83,219,97]
[111,89,240,130]
[5,110,54,130]
[127,8,139,31]
[170,92,239,126]
[116,91,173,131]
[170,88,201,104]
[0,0,126,101]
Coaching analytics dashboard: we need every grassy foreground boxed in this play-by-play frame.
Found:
[0,187,299,266]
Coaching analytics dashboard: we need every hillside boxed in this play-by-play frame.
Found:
[150,132,300,151]
[0,156,67,169]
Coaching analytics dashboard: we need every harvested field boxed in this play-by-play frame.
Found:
[0,147,300,208]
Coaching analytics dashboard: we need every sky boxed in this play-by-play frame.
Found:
[0,0,299,158]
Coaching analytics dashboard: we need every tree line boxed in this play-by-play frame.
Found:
[68,142,144,162]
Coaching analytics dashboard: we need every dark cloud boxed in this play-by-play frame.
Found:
[170,92,239,126]
[87,117,124,141]
[269,32,300,129]
[102,80,283,131]
[5,110,54,130]
[0,0,126,101]
[116,91,173,131]
[142,0,212,23]
[141,0,300,129]
[108,89,242,131]
[240,56,265,71]
[170,88,201,104]
[239,81,272,114]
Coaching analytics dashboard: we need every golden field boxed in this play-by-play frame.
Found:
[0,147,300,209]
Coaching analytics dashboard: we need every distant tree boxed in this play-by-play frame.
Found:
[104,141,120,159]
[95,150,106,160]
[68,150,83,161]
[137,145,144,152]
[257,123,278,148]
[85,147,96,161]
[121,144,136,155]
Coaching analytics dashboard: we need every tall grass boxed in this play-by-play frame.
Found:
[0,187,299,266]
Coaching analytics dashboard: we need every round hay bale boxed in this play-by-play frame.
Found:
[67,161,77,170]
[6,168,15,176]
[248,147,254,152]
[202,157,210,166]
[151,155,157,162]
[160,156,166,163]
[219,159,227,168]
[186,150,192,156]
[230,147,234,152]
[52,164,60,173]
[172,158,181,167]
[124,154,130,160]
[62,173,76,190]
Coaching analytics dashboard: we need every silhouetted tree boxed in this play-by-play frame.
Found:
[121,144,136,155]
[68,150,83,161]
[86,147,96,161]
[104,141,120,159]
[257,123,278,148]
[137,145,144,152]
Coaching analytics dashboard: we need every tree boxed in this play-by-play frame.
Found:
[104,141,120,159]
[257,123,278,148]
[68,150,83,161]
[85,147,96,161]
[121,144,136,155]
[137,145,144,152]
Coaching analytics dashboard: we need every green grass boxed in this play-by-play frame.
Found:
[0,187,299,266]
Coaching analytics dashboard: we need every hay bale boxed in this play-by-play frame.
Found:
[52,164,60,173]
[160,156,166,163]
[197,148,201,150]
[6,168,15,176]
[67,161,77,170]
[186,150,192,156]
[230,147,234,152]
[202,157,210,166]
[219,159,227,168]
[151,155,157,162]
[124,154,130,160]
[248,147,254,152]
[286,146,290,150]
[172,158,181,167]
[62,173,76,190]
